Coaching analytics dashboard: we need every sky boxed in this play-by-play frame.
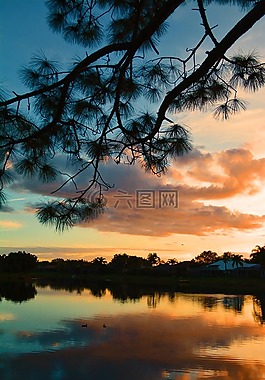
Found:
[0,0,265,262]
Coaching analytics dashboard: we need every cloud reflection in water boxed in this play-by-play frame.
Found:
[1,308,264,380]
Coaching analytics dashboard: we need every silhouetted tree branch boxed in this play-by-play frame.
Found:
[0,0,264,230]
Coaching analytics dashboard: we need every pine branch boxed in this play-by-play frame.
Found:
[149,0,265,141]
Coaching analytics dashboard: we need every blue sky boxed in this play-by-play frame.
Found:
[1,0,265,262]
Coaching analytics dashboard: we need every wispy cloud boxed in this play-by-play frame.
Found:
[0,205,15,213]
[9,198,27,202]
[0,313,15,321]
[0,220,22,229]
[0,246,164,261]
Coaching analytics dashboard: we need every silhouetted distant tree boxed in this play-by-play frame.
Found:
[51,258,67,272]
[91,256,107,266]
[0,254,7,272]
[231,253,244,269]
[51,258,65,264]
[126,255,147,273]
[1,251,38,273]
[194,250,218,265]
[109,253,148,273]
[90,256,108,273]
[49,258,92,273]
[250,245,265,276]
[166,258,178,266]
[147,252,161,267]
[1,0,265,230]
[109,253,130,273]
[222,251,233,272]
[250,245,265,265]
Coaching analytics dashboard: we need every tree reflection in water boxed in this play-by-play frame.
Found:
[1,277,265,326]
[253,295,265,324]
[0,281,37,303]
[1,280,265,380]
[35,278,265,324]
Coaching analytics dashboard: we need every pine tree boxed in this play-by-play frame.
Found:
[1,0,265,230]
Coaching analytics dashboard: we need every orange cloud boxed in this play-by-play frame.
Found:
[11,148,265,238]
[77,147,265,236]
[0,220,22,229]
[12,148,265,202]
[85,192,265,236]
[171,148,265,199]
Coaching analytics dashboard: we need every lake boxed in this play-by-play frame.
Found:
[0,280,265,379]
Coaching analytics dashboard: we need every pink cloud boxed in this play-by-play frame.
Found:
[9,147,265,237]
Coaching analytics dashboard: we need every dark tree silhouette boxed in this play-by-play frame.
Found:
[231,253,244,269]
[147,252,161,267]
[222,251,233,272]
[91,256,107,266]
[250,245,265,276]
[0,251,38,273]
[90,256,108,273]
[0,281,37,303]
[253,295,265,324]
[109,253,145,272]
[109,253,130,273]
[166,258,178,266]
[250,245,265,265]
[195,250,218,264]
[0,0,265,231]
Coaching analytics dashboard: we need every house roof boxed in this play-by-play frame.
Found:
[205,259,259,271]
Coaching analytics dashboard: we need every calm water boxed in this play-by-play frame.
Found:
[0,281,265,380]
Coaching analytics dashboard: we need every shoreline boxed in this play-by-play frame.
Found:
[1,272,264,295]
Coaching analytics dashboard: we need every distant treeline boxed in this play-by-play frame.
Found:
[0,247,265,275]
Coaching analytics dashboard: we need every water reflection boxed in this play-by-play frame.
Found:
[2,308,265,380]
[1,281,265,379]
[253,295,265,324]
[37,279,250,313]
[187,294,245,314]
[0,281,37,303]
